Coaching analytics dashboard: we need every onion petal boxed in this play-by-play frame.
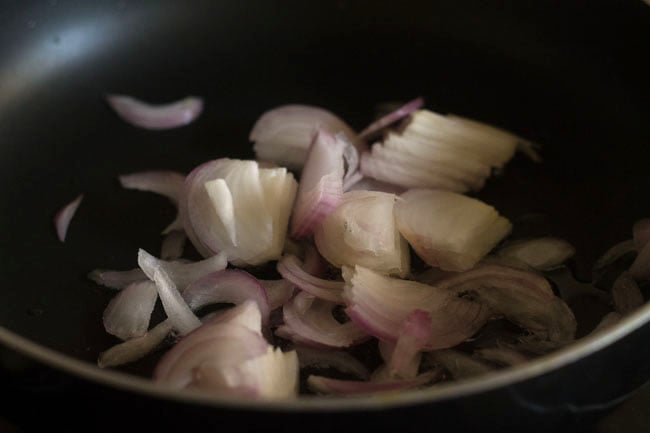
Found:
[497,237,575,271]
[593,239,635,277]
[277,255,345,304]
[276,291,367,348]
[88,268,147,290]
[259,279,295,310]
[118,170,185,205]
[160,230,187,261]
[152,267,201,335]
[138,248,227,290]
[98,320,173,368]
[54,194,83,242]
[387,310,431,380]
[103,280,158,340]
[106,95,203,130]
[359,97,424,139]
[612,272,644,315]
[629,241,650,280]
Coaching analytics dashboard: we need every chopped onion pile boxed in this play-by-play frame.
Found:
[74,96,644,400]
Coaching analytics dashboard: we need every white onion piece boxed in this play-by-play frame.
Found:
[359,97,424,139]
[344,177,406,195]
[88,268,147,290]
[497,237,575,271]
[103,281,158,340]
[428,350,493,379]
[250,104,361,170]
[387,310,431,380]
[106,95,203,130]
[296,346,370,380]
[395,189,511,272]
[155,301,298,399]
[630,241,650,280]
[54,194,83,242]
[137,249,227,290]
[152,267,201,335]
[98,320,173,368]
[118,170,185,205]
[160,230,187,261]
[474,347,528,366]
[259,279,295,310]
[314,190,410,277]
[307,370,439,396]
[277,255,344,304]
[290,130,346,239]
[181,159,297,266]
[437,264,576,343]
[182,270,271,324]
[342,140,361,192]
[276,291,367,348]
[593,239,635,277]
[633,218,650,251]
[612,272,644,315]
[343,266,491,349]
[302,243,329,277]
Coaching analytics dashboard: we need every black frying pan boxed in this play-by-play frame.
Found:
[1,1,649,432]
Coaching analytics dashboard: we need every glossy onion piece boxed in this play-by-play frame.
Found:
[296,346,370,380]
[343,266,491,349]
[395,189,511,272]
[160,230,187,260]
[250,104,360,170]
[182,269,271,324]
[437,264,576,344]
[611,272,644,315]
[592,239,635,278]
[344,177,406,195]
[88,268,147,290]
[314,190,410,277]
[359,97,424,139]
[180,158,297,266]
[118,170,185,205]
[258,279,295,310]
[106,95,203,130]
[277,254,344,304]
[386,310,432,380]
[138,249,227,290]
[428,350,493,380]
[290,130,346,238]
[630,241,650,280]
[150,266,200,335]
[360,109,522,192]
[103,281,158,340]
[307,369,439,396]
[497,237,575,271]
[54,194,83,242]
[98,320,173,368]
[276,291,367,348]
[155,301,298,399]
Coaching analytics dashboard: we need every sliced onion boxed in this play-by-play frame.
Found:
[98,320,173,368]
[152,267,201,335]
[88,268,147,289]
[302,243,329,277]
[54,194,83,242]
[341,140,361,191]
[250,104,361,170]
[296,346,370,380]
[277,254,344,304]
[276,291,367,348]
[428,350,493,379]
[290,129,346,239]
[160,230,187,261]
[307,369,439,396]
[633,218,650,251]
[182,269,270,324]
[593,239,635,276]
[395,189,511,272]
[155,301,298,399]
[474,347,528,366]
[137,248,227,290]
[436,264,576,343]
[359,97,424,139]
[106,95,203,130]
[103,281,158,340]
[343,266,491,349]
[314,190,410,277]
[387,310,431,380]
[259,279,295,310]
[630,241,650,280]
[497,237,575,271]
[118,170,185,205]
[180,159,297,266]
[344,176,406,195]
[612,272,644,315]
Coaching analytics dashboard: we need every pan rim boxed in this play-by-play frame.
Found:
[1,299,649,411]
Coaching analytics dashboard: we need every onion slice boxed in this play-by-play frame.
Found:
[88,268,147,290]
[387,310,431,380]
[276,291,367,348]
[138,248,227,290]
[103,280,158,340]
[395,189,511,272]
[160,230,187,261]
[277,255,345,304]
[118,170,185,204]
[259,279,295,310]
[497,237,575,271]
[593,239,635,277]
[152,267,201,335]
[98,320,173,368]
[250,104,361,170]
[290,129,346,239]
[106,95,203,130]
[359,97,424,139]
[54,194,83,242]
[612,272,644,315]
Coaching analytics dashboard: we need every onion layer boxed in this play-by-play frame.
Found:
[497,237,575,271]
[54,194,83,242]
[138,249,228,290]
[103,281,158,340]
[277,254,344,304]
[106,95,203,130]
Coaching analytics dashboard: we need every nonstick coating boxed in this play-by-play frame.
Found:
[0,1,649,432]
